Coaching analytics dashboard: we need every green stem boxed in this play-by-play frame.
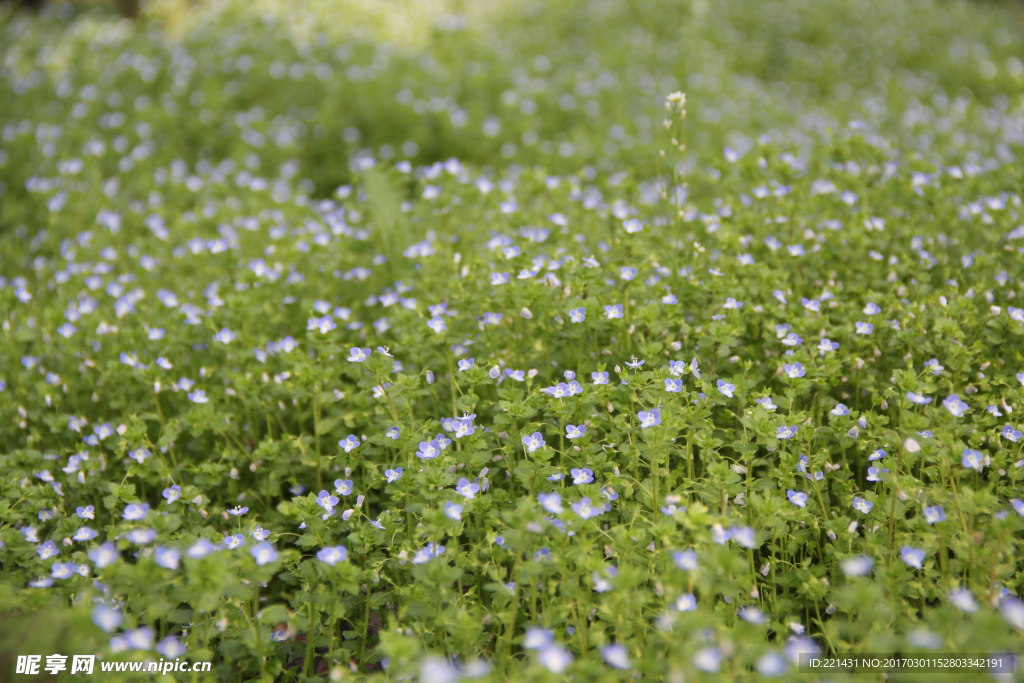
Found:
[304,599,316,678]
[314,384,323,491]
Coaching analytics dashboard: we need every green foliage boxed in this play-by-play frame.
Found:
[1,0,1024,680]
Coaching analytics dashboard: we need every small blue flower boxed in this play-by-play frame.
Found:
[571,497,603,520]
[591,371,609,385]
[37,540,59,560]
[730,525,756,549]
[317,546,348,566]
[855,321,874,335]
[852,497,873,514]
[776,425,798,439]
[455,477,480,498]
[949,588,978,613]
[444,501,463,521]
[339,435,361,453]
[841,555,873,577]
[672,550,698,570]
[565,424,586,439]
[1001,425,1022,443]
[943,395,968,417]
[187,539,216,559]
[923,505,946,524]
[786,490,807,508]
[162,486,181,504]
[738,605,767,624]
[818,338,839,353]
[907,391,932,405]
[213,328,236,345]
[665,378,682,393]
[866,466,888,482]
[457,358,475,371]
[901,546,925,570]
[831,403,850,416]
[412,542,446,565]
[317,490,339,513]
[781,332,803,346]
[622,218,644,234]
[783,362,805,378]
[568,307,586,323]
[538,493,564,514]
[638,408,661,428]
[723,297,743,309]
[620,266,637,281]
[307,316,336,334]
[522,432,546,453]
[756,396,777,411]
[717,379,735,398]
[251,542,279,566]
[601,643,631,670]
[571,468,595,485]
[223,533,246,549]
[384,467,403,483]
[416,440,441,460]
[154,547,181,570]
[128,448,150,465]
[123,503,149,521]
[961,448,985,471]
[604,304,624,319]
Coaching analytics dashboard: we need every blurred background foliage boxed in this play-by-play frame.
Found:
[3,0,1024,195]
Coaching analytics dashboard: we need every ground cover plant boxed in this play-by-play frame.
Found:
[2,0,1024,681]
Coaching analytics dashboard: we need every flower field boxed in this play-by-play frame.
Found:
[2,0,1024,680]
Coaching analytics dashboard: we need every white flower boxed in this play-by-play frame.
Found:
[601,643,631,669]
[537,644,573,673]
[949,588,978,613]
